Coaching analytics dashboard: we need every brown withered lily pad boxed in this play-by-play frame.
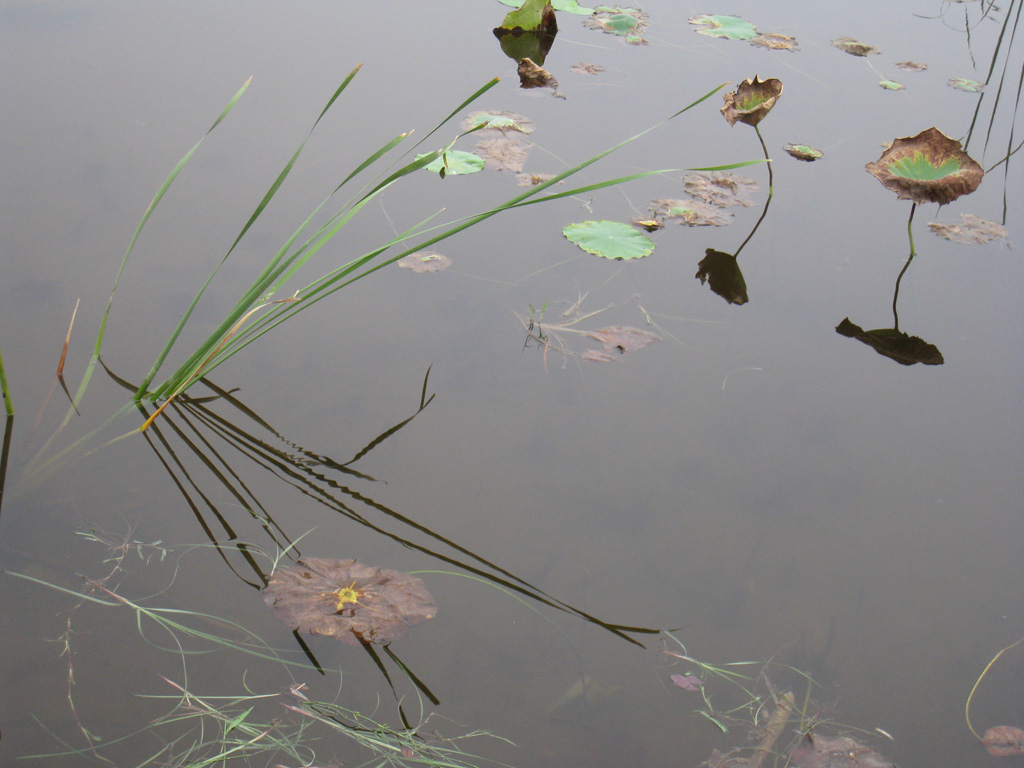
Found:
[790,733,895,768]
[896,61,928,71]
[983,726,1024,757]
[929,213,1008,244]
[832,36,880,56]
[865,127,984,205]
[684,172,759,207]
[517,57,564,97]
[750,33,798,51]
[516,172,557,186]
[651,198,733,226]
[264,558,437,645]
[721,76,783,128]
[583,326,661,362]
[571,62,605,75]
[398,253,452,273]
[476,137,531,172]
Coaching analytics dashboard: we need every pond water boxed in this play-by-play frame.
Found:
[1,1,1022,767]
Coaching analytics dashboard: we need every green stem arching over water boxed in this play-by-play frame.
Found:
[733,126,774,259]
[891,203,919,330]
[754,124,773,195]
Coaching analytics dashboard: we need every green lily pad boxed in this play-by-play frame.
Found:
[500,0,556,30]
[949,77,984,92]
[497,0,595,15]
[563,220,655,260]
[690,14,757,39]
[879,79,904,90]
[865,127,984,205]
[417,150,485,176]
[585,7,649,44]
[783,143,823,161]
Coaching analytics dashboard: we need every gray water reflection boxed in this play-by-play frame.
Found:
[1,1,1023,767]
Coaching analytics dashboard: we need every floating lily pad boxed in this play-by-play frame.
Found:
[896,61,928,71]
[418,150,485,176]
[832,36,880,56]
[879,79,904,90]
[689,14,757,40]
[461,111,535,134]
[783,143,823,161]
[696,249,748,305]
[750,32,798,51]
[836,319,943,366]
[865,127,984,205]
[398,252,452,273]
[585,7,649,44]
[583,326,661,361]
[497,0,595,15]
[476,138,531,172]
[684,172,759,207]
[264,558,437,646]
[500,0,557,31]
[721,76,783,128]
[983,726,1024,757]
[949,77,984,92]
[563,220,655,260]
[650,198,733,226]
[929,213,1008,244]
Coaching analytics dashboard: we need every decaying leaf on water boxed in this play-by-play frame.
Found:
[398,252,452,273]
[685,172,759,207]
[836,318,943,366]
[896,61,928,71]
[983,726,1024,757]
[516,171,557,186]
[832,36,880,56]
[721,76,783,128]
[517,57,564,96]
[789,733,894,768]
[696,249,748,305]
[949,77,984,92]
[476,137,531,172]
[670,673,703,691]
[689,14,757,40]
[650,198,733,226]
[461,111,535,135]
[783,143,823,161]
[571,62,605,75]
[631,216,664,231]
[865,127,984,205]
[750,32,798,51]
[929,213,1008,244]
[583,326,661,362]
[264,558,437,646]
[585,7,649,45]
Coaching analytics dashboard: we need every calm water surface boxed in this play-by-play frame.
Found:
[1,1,1022,767]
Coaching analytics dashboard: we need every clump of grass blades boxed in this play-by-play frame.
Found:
[26,66,727,471]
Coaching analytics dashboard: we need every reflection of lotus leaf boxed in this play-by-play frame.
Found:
[696,249,748,305]
[264,558,437,646]
[865,128,983,205]
[721,76,783,128]
[836,318,943,366]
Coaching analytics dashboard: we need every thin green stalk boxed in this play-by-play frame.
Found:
[754,124,773,194]
[0,343,12,416]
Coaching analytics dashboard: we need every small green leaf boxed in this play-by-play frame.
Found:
[497,0,595,14]
[949,77,983,92]
[225,707,254,734]
[563,220,655,260]
[879,79,904,90]
[417,150,485,176]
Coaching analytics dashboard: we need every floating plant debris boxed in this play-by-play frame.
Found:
[563,220,655,260]
[476,137,531,172]
[896,61,928,71]
[583,326,661,361]
[783,143,823,161]
[750,32,798,51]
[650,198,733,226]
[720,76,783,128]
[398,253,452,273]
[689,14,757,40]
[461,111,535,134]
[879,79,904,90]
[418,150,485,176]
[684,172,759,207]
[832,36,879,56]
[571,62,605,75]
[516,171,557,186]
[929,213,1008,244]
[984,726,1024,757]
[585,6,649,44]
[631,216,664,231]
[865,127,984,205]
[949,77,984,92]
[264,558,437,646]
[497,0,594,14]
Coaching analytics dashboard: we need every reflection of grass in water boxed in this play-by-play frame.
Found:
[8,536,512,768]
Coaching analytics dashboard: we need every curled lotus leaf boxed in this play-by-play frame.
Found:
[865,127,984,205]
[721,76,783,128]
[264,558,437,646]
[983,726,1024,757]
